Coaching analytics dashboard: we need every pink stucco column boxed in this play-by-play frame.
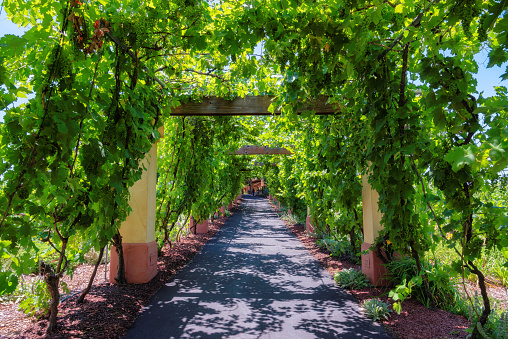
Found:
[189,216,208,234]
[306,207,315,233]
[361,174,390,286]
[109,129,162,285]
[195,219,208,234]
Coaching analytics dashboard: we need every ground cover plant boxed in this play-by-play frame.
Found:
[334,268,370,289]
[362,298,392,322]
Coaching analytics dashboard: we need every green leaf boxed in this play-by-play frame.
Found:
[444,146,476,172]
[393,302,402,314]
[0,271,18,294]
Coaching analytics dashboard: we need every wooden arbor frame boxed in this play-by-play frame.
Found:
[170,95,338,116]
[232,145,292,155]
[114,95,387,286]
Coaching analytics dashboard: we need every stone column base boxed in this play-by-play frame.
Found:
[361,242,390,286]
[306,216,315,233]
[109,241,158,284]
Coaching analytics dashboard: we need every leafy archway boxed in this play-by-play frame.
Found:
[0,0,507,336]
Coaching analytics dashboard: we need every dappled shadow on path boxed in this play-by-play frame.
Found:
[125,196,389,339]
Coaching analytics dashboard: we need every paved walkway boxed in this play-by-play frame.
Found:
[125,195,390,339]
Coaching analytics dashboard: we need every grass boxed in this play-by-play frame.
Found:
[426,242,507,288]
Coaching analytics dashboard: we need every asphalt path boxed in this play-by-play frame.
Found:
[124,195,390,339]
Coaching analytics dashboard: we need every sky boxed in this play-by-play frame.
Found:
[1,9,507,123]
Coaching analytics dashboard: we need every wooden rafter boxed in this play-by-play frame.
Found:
[252,161,277,166]
[231,145,292,155]
[170,96,339,116]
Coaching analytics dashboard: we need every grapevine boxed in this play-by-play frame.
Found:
[0,0,506,338]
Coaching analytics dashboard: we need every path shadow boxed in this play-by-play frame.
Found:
[125,195,390,339]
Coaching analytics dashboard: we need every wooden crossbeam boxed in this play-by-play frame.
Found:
[252,161,277,166]
[231,145,292,155]
[170,96,338,116]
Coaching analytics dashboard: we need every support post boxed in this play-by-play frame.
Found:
[110,143,158,284]
[361,174,389,286]
[189,215,196,234]
[196,219,209,234]
[306,206,315,233]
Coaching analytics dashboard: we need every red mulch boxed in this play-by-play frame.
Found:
[279,206,472,339]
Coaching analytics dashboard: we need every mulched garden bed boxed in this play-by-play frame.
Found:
[276,203,472,339]
[1,205,238,339]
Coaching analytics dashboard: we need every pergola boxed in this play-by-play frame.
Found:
[110,96,385,286]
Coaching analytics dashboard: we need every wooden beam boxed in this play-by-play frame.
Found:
[234,162,277,167]
[252,161,277,166]
[231,145,292,155]
[170,96,339,116]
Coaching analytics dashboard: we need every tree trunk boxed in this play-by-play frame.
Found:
[349,224,357,254]
[77,247,105,303]
[468,260,491,339]
[112,233,128,285]
[40,262,60,333]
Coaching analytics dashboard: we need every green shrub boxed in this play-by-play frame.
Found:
[485,306,508,339]
[156,236,165,255]
[18,278,51,317]
[316,238,327,249]
[362,298,392,322]
[456,291,508,339]
[280,212,300,225]
[16,275,71,318]
[316,236,357,261]
[387,257,456,309]
[334,268,370,289]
